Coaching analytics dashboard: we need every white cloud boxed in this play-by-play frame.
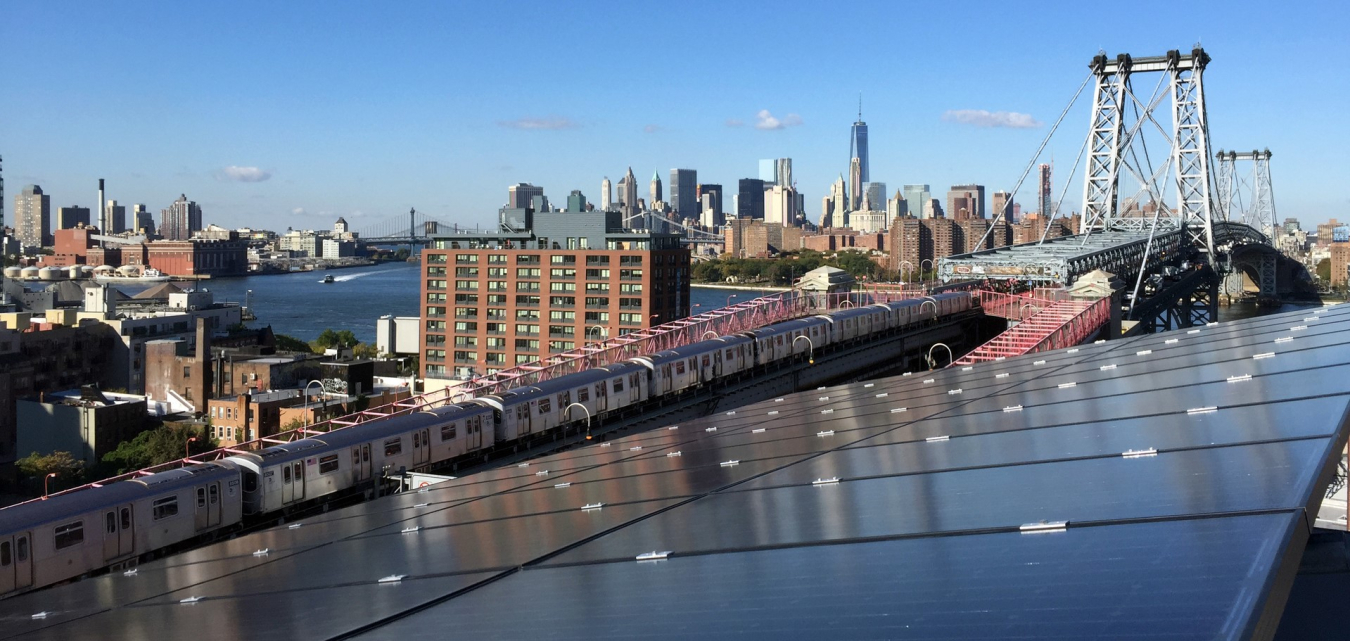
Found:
[497,116,580,130]
[291,207,306,216]
[755,109,803,130]
[643,124,662,134]
[725,118,745,128]
[217,166,272,182]
[941,109,1042,129]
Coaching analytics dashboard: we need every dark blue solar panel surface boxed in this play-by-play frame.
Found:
[3,303,1347,640]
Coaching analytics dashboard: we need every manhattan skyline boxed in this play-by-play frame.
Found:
[1,0,1345,231]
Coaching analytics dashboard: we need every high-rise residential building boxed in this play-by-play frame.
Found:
[56,206,91,231]
[992,191,1013,222]
[1038,164,1052,217]
[696,184,723,226]
[848,159,863,210]
[887,190,908,219]
[104,200,126,234]
[903,185,932,219]
[737,179,766,220]
[566,190,587,213]
[650,171,662,205]
[850,102,869,184]
[14,184,51,248]
[160,194,203,241]
[946,184,986,220]
[418,208,689,381]
[507,183,545,210]
[670,169,697,221]
[601,177,612,212]
[132,204,155,236]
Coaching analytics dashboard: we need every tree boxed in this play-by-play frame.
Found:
[274,333,314,353]
[353,342,379,359]
[1317,258,1331,282]
[102,423,214,474]
[16,451,86,487]
[313,329,359,351]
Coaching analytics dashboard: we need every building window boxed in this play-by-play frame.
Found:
[515,338,539,350]
[487,267,508,277]
[516,255,539,264]
[586,269,610,279]
[551,255,576,265]
[548,340,576,352]
[516,295,540,306]
[455,293,479,304]
[516,282,540,292]
[454,336,477,346]
[455,254,478,264]
[425,253,448,264]
[549,311,575,322]
[453,321,478,332]
[516,309,540,321]
[620,283,643,294]
[455,280,478,290]
[487,281,507,291]
[550,268,576,279]
[486,337,506,348]
[549,282,576,292]
[454,267,478,276]
[515,324,539,335]
[516,267,541,278]
[485,353,505,365]
[488,254,507,264]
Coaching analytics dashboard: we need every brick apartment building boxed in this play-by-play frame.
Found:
[420,208,690,380]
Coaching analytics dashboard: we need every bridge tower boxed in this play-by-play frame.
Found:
[1080,48,1218,264]
[1214,149,1276,236]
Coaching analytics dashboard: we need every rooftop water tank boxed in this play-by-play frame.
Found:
[3,266,21,279]
[38,267,63,280]
[20,266,41,279]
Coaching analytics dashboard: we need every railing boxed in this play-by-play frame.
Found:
[11,287,931,507]
[953,291,1111,365]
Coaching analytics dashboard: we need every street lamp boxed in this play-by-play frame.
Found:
[702,330,718,340]
[928,343,953,370]
[564,402,593,440]
[186,436,197,459]
[43,472,57,499]
[900,261,914,284]
[920,259,934,280]
[303,380,326,426]
[726,294,737,308]
[586,324,608,345]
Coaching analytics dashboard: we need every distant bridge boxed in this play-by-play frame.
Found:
[355,208,726,248]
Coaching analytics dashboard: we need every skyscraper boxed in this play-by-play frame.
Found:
[903,185,932,219]
[696,184,723,227]
[567,190,587,213]
[775,159,792,188]
[765,184,798,226]
[737,179,766,220]
[850,100,869,184]
[14,184,51,248]
[650,170,662,205]
[992,191,1013,222]
[507,183,545,209]
[946,184,986,220]
[863,182,886,212]
[160,194,202,241]
[618,167,638,221]
[828,175,848,228]
[601,177,612,212]
[105,200,126,234]
[1038,164,1053,217]
[132,203,155,236]
[758,159,777,184]
[56,206,91,230]
[848,158,862,210]
[670,169,697,220]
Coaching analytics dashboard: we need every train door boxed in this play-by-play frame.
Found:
[469,415,482,450]
[103,503,134,561]
[661,365,673,393]
[282,464,293,503]
[418,429,431,465]
[352,446,369,483]
[208,483,221,527]
[292,462,305,502]
[595,383,607,413]
[1,533,33,593]
[361,444,371,479]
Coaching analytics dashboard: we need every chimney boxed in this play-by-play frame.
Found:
[195,318,213,403]
[98,179,105,232]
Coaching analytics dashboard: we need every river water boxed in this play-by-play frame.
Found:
[104,263,1326,344]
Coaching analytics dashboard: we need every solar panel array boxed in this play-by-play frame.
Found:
[5,304,1349,640]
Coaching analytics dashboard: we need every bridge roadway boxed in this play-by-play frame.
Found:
[6,304,1348,639]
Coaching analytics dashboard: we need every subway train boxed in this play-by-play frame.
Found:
[0,292,974,598]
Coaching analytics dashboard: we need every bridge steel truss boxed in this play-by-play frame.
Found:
[1078,48,1218,263]
[939,228,1186,287]
[1215,149,1277,235]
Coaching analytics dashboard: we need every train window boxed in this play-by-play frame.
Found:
[384,438,403,456]
[702,355,710,367]
[319,455,340,475]
[107,512,117,534]
[413,432,420,448]
[54,521,84,550]
[363,447,370,462]
[197,487,207,508]
[244,472,259,492]
[121,508,131,530]
[210,485,219,505]
[595,383,605,397]
[15,537,27,563]
[538,398,551,414]
[353,449,360,465]
[283,465,292,483]
[577,387,589,402]
[153,496,179,520]
[612,378,623,393]
[674,361,685,375]
[0,541,9,566]
[442,423,457,441]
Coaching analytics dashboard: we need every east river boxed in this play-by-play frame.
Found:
[109,262,1321,344]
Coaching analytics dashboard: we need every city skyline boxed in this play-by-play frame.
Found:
[1,1,1345,231]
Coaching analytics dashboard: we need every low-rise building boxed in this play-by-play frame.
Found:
[16,388,149,465]
[206,389,305,445]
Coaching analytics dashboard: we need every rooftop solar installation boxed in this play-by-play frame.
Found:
[4,304,1348,640]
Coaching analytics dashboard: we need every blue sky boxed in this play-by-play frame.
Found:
[2,0,1346,232]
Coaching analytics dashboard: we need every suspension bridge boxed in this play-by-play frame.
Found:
[941,47,1315,332]
[356,207,726,249]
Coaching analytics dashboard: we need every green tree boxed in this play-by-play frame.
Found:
[353,342,379,359]
[275,333,315,353]
[16,451,86,488]
[1317,258,1331,281]
[102,423,213,474]
[313,329,359,351]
